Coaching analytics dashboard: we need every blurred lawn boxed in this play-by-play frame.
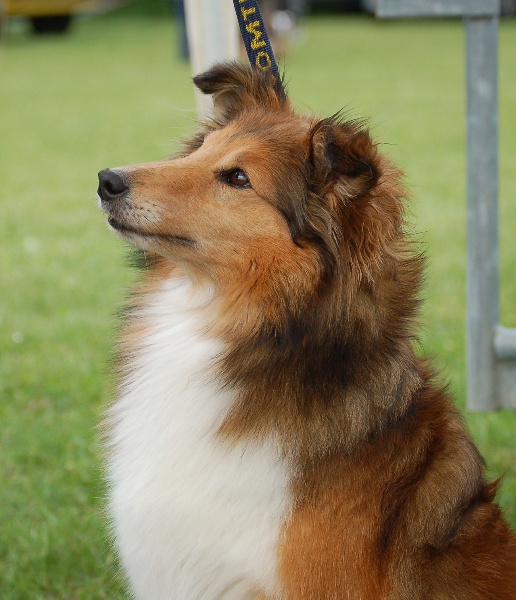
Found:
[0,7,515,598]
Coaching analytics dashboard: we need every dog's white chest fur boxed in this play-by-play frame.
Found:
[106,277,291,600]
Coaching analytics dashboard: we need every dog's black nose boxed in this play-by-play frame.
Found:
[98,169,129,202]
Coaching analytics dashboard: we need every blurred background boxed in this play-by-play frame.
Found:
[1,1,515,597]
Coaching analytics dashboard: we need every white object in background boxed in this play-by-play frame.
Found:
[184,0,239,118]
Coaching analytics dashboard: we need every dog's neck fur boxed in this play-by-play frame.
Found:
[124,253,424,465]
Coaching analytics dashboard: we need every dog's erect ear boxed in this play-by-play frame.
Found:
[193,62,287,123]
[308,117,380,199]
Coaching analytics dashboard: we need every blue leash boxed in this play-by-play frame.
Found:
[232,0,279,78]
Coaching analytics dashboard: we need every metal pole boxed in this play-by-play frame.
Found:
[465,15,500,410]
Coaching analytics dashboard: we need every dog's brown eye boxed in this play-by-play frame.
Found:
[222,168,251,189]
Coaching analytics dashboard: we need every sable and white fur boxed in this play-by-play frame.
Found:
[98,63,516,599]
[107,278,290,599]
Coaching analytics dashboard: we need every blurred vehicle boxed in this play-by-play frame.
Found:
[4,0,126,34]
[5,0,87,32]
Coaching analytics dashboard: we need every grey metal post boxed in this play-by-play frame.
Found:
[376,0,516,410]
[465,15,500,409]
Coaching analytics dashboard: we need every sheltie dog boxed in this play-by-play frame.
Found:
[98,63,516,599]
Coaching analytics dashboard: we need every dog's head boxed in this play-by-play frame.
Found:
[98,62,408,318]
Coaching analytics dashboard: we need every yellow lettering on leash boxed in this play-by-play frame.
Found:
[240,6,256,21]
[255,51,272,71]
[245,21,266,50]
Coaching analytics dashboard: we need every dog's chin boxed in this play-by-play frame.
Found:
[108,216,147,245]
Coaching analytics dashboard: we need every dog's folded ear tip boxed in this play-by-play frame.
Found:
[193,61,286,92]
[192,72,214,95]
[192,62,288,122]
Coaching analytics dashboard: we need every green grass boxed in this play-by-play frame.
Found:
[1,9,515,598]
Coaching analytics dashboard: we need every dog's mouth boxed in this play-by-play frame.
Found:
[107,215,138,235]
[108,216,197,250]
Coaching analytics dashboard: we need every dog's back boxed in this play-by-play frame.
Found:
[99,63,516,599]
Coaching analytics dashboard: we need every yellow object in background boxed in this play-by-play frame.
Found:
[4,0,124,33]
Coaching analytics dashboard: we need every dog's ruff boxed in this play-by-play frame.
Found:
[99,62,516,599]
[107,277,290,599]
